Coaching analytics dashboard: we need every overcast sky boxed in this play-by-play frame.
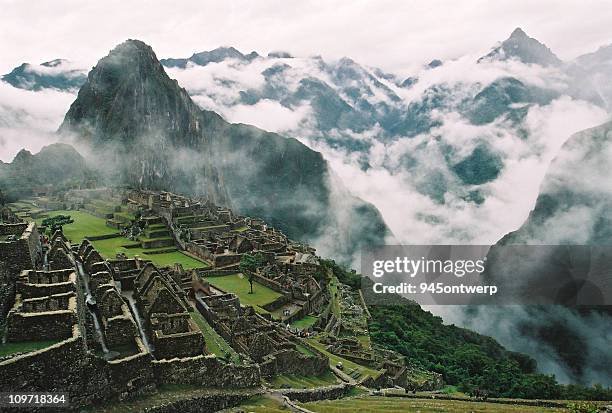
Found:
[2,0,612,74]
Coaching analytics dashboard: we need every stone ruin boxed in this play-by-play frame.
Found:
[133,263,205,359]
[196,291,328,378]
[6,268,78,342]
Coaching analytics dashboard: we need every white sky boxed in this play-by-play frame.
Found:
[2,0,612,74]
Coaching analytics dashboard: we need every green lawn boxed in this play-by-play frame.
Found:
[91,237,208,270]
[236,396,289,413]
[0,340,61,357]
[306,338,382,380]
[268,371,339,389]
[190,309,240,363]
[30,209,208,270]
[328,277,341,318]
[300,396,567,413]
[290,315,318,330]
[35,210,118,242]
[203,274,282,311]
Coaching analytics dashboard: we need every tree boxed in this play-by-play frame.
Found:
[41,215,73,234]
[240,253,266,295]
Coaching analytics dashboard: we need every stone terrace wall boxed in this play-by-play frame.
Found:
[278,383,354,402]
[7,307,76,341]
[0,222,40,276]
[0,327,112,407]
[152,354,261,388]
[252,272,286,294]
[259,348,328,378]
[134,392,255,413]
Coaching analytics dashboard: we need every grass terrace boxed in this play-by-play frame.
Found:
[290,315,318,330]
[299,396,568,412]
[34,210,118,242]
[306,338,382,380]
[233,396,288,413]
[30,209,208,269]
[328,277,341,318]
[91,236,208,270]
[267,371,339,389]
[203,273,282,313]
[190,308,240,363]
[0,340,61,358]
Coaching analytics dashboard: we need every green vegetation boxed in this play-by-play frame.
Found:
[295,343,315,357]
[204,274,282,311]
[306,338,382,379]
[318,258,361,289]
[328,277,341,317]
[369,305,612,400]
[91,237,207,269]
[300,396,568,412]
[290,315,318,330]
[236,395,288,413]
[35,210,118,242]
[32,209,207,270]
[566,402,600,413]
[239,252,267,273]
[190,309,240,363]
[268,371,338,389]
[41,214,74,233]
[0,340,60,357]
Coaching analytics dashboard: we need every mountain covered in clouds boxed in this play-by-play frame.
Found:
[499,120,612,246]
[2,59,87,91]
[465,119,612,386]
[0,143,96,199]
[3,27,611,247]
[58,39,389,260]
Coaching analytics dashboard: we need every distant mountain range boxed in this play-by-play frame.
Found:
[2,59,87,91]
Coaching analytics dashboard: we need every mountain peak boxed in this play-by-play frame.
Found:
[13,148,33,162]
[61,38,201,145]
[478,28,562,67]
[509,27,528,39]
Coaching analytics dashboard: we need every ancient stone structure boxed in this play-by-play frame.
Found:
[0,222,41,276]
[6,271,78,341]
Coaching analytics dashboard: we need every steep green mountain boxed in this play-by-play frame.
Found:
[478,27,562,66]
[59,39,390,258]
[2,59,86,91]
[0,143,96,199]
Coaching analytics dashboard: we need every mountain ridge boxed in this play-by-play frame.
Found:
[58,39,391,261]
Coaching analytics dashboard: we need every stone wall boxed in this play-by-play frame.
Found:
[132,392,254,413]
[278,383,354,402]
[152,354,261,388]
[262,295,290,312]
[16,270,76,299]
[107,352,157,401]
[213,253,242,268]
[251,272,286,294]
[153,330,205,360]
[0,327,112,407]
[0,222,40,276]
[7,308,77,341]
[259,348,328,378]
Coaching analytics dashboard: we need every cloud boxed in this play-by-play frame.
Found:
[0,81,76,161]
[3,1,612,75]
